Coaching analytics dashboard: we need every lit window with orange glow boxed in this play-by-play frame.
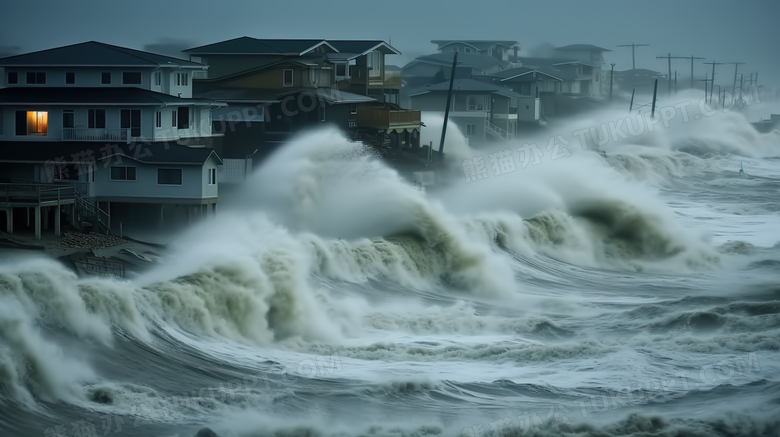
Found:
[26,111,48,135]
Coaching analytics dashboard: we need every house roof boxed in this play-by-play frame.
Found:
[431,40,518,51]
[0,41,206,68]
[184,37,403,56]
[408,78,521,98]
[276,88,376,104]
[490,67,564,82]
[555,44,612,52]
[407,52,509,73]
[0,141,222,166]
[326,40,401,55]
[0,87,224,106]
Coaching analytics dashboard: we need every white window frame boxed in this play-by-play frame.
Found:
[208,168,216,185]
[153,71,161,86]
[155,111,162,128]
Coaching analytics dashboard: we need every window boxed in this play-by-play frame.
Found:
[158,168,182,185]
[15,111,48,136]
[465,47,472,53]
[177,107,189,129]
[367,50,381,77]
[467,96,483,111]
[110,166,136,181]
[88,109,106,129]
[175,73,188,87]
[350,104,357,115]
[156,111,162,128]
[283,69,293,87]
[26,72,46,84]
[62,110,74,129]
[101,72,111,84]
[153,71,161,86]
[452,47,458,52]
[171,110,177,128]
[120,109,141,137]
[7,72,17,84]
[65,72,75,84]
[122,72,142,84]
[466,124,476,136]
[208,168,216,185]
[336,63,347,78]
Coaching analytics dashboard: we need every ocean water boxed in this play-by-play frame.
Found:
[2,92,780,437]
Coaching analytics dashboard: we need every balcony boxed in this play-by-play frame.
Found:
[357,108,421,131]
[384,70,402,86]
[62,128,131,143]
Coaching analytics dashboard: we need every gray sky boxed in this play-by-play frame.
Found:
[1,0,778,88]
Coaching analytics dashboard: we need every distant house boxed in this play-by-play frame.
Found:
[552,45,612,96]
[183,38,422,164]
[401,52,510,106]
[408,78,522,146]
[0,41,225,240]
[481,66,563,120]
[431,40,520,62]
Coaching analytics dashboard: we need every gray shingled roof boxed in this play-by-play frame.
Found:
[0,41,205,68]
[409,52,509,73]
[0,141,221,165]
[184,38,338,55]
[185,37,399,57]
[0,87,223,106]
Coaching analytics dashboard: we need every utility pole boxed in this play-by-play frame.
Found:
[674,71,677,94]
[727,62,746,95]
[657,53,674,96]
[701,73,712,104]
[651,79,658,118]
[739,73,744,106]
[609,63,615,101]
[617,43,649,70]
[439,51,458,155]
[704,62,723,105]
[668,55,705,89]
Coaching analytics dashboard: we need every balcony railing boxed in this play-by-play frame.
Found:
[384,70,402,85]
[62,128,131,143]
[357,108,421,130]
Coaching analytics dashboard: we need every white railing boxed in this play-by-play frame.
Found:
[485,118,512,140]
[62,128,131,144]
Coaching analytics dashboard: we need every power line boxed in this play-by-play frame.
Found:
[668,55,705,89]
[726,62,746,94]
[703,62,724,105]
[617,43,650,70]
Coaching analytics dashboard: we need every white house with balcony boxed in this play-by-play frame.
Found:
[0,42,226,241]
[0,41,224,144]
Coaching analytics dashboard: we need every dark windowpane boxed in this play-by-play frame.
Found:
[122,72,142,84]
[111,167,125,180]
[177,107,189,129]
[121,110,130,128]
[15,111,27,136]
[96,110,105,129]
[336,64,346,76]
[27,72,35,84]
[63,111,74,128]
[283,70,293,86]
[101,72,111,84]
[37,72,46,84]
[65,72,75,84]
[8,72,17,84]
[158,169,182,185]
[127,167,136,181]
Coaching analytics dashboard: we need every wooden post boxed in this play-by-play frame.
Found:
[629,88,635,113]
[5,209,12,234]
[54,205,61,237]
[651,79,658,118]
[609,63,615,101]
[34,206,41,240]
[439,51,458,155]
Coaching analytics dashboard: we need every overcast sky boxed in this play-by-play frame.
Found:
[1,0,778,88]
